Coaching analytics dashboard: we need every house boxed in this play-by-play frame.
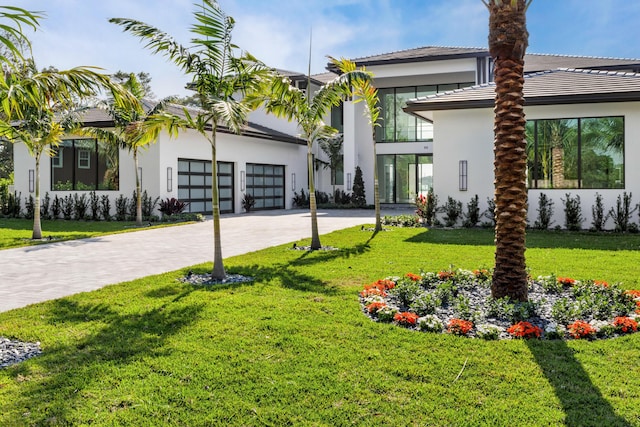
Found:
[11,46,640,228]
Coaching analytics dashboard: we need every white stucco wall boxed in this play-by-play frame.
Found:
[432,101,640,229]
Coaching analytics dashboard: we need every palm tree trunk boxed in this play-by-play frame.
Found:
[308,142,321,250]
[134,149,143,226]
[32,151,42,239]
[210,125,226,280]
[373,134,382,232]
[488,0,529,301]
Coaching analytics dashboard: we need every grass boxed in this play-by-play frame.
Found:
[1,226,640,426]
[0,218,194,250]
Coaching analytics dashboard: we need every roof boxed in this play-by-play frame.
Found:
[403,68,640,121]
[327,45,640,73]
[79,103,305,146]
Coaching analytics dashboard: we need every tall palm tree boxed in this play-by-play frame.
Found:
[484,0,532,301]
[111,0,271,280]
[82,73,183,226]
[248,58,371,250]
[0,61,132,239]
[333,57,382,231]
[0,6,41,66]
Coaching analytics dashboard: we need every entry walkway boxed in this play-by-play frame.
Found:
[0,208,411,313]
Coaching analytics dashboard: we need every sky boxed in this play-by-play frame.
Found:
[15,0,640,99]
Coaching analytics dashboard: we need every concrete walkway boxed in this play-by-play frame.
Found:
[0,208,411,313]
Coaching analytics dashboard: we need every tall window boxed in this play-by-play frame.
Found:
[376,83,474,143]
[526,116,624,189]
[51,138,119,190]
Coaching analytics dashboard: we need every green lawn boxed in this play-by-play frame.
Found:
[1,226,639,426]
[0,218,193,250]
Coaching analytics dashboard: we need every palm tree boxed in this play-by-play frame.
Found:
[484,0,532,301]
[0,61,132,239]
[111,0,271,280]
[333,58,382,231]
[0,6,41,66]
[82,73,183,226]
[248,58,371,250]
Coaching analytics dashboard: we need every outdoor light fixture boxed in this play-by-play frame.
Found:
[167,167,173,192]
[240,170,246,191]
[347,173,352,191]
[28,169,34,193]
[291,173,296,191]
[459,160,468,191]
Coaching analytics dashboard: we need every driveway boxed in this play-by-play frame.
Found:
[0,208,411,313]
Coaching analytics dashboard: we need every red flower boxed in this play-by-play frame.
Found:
[557,277,576,286]
[593,280,609,288]
[507,321,542,339]
[394,311,419,326]
[473,269,490,280]
[367,302,387,314]
[613,317,638,333]
[405,273,421,282]
[438,271,453,280]
[567,320,596,339]
[447,318,473,335]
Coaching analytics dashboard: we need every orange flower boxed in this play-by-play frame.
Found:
[625,290,640,299]
[613,316,638,333]
[447,318,473,335]
[507,321,542,339]
[473,269,490,280]
[394,311,419,326]
[593,280,609,288]
[367,301,387,314]
[438,271,453,280]
[360,287,386,298]
[567,320,596,339]
[557,277,576,286]
[405,273,421,282]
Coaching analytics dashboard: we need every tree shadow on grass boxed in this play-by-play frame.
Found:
[526,340,632,427]
[5,298,203,425]
[231,263,339,295]
[289,241,372,267]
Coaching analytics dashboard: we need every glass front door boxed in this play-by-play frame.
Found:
[377,154,433,204]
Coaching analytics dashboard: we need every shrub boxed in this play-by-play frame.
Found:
[388,278,422,308]
[591,192,606,231]
[51,195,62,219]
[100,195,111,221]
[410,292,441,316]
[351,166,366,207]
[567,320,596,339]
[415,188,438,226]
[613,316,638,333]
[418,315,444,333]
[114,194,128,221]
[476,324,502,340]
[89,191,100,221]
[128,191,138,220]
[159,197,188,216]
[41,192,51,220]
[447,318,473,336]
[292,189,309,208]
[376,306,397,322]
[482,197,496,227]
[382,214,421,227]
[73,193,89,220]
[507,321,542,339]
[534,193,554,230]
[562,193,583,231]
[141,191,160,220]
[394,311,419,327]
[333,189,352,205]
[242,193,256,212]
[441,196,462,227]
[24,195,35,219]
[61,195,74,220]
[462,194,480,228]
[609,192,636,232]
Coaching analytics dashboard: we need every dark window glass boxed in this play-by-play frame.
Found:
[51,139,118,191]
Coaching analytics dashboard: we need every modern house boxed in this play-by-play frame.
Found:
[11,46,640,228]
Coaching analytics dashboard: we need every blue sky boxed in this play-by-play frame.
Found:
[17,0,640,98]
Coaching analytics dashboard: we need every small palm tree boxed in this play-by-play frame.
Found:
[248,57,371,250]
[484,0,532,301]
[111,0,271,280]
[317,133,343,197]
[82,73,183,226]
[0,61,132,239]
[333,58,382,231]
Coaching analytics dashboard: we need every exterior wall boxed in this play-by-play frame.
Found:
[367,58,478,80]
[432,101,640,229]
[12,128,307,217]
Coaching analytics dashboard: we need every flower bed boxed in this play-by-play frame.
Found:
[359,269,640,340]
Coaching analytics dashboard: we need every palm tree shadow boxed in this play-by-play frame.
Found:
[289,242,371,267]
[526,340,632,426]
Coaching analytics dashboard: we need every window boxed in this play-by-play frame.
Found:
[376,83,474,143]
[51,139,119,190]
[526,116,624,189]
[246,163,285,210]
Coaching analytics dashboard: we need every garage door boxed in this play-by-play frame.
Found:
[246,163,285,210]
[177,158,234,214]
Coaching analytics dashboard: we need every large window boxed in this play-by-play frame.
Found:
[377,154,432,203]
[376,83,474,143]
[526,116,624,189]
[51,138,119,190]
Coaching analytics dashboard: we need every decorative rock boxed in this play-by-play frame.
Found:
[180,273,254,286]
[0,337,41,368]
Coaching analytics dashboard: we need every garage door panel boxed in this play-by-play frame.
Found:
[177,158,234,214]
